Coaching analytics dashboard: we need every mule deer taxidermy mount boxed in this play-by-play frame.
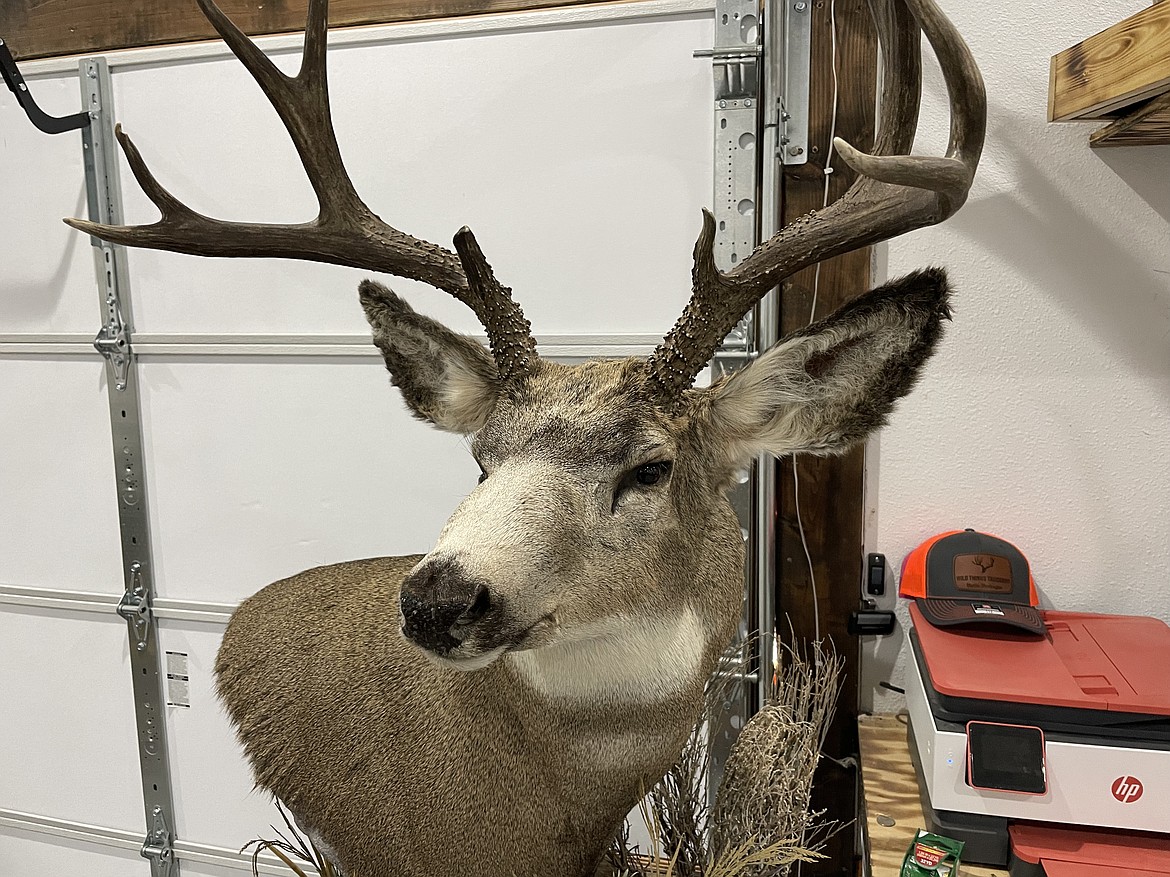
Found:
[66,0,984,872]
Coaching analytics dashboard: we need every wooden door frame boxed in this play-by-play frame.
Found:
[777,0,877,872]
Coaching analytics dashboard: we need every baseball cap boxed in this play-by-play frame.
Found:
[899,529,1043,635]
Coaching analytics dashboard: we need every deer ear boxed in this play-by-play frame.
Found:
[360,280,500,434]
[694,268,952,466]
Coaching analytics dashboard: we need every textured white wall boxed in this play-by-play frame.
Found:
[864,0,1170,712]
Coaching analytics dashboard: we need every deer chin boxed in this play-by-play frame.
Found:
[425,645,509,672]
[506,613,561,652]
[415,613,559,671]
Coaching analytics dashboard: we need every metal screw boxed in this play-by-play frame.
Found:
[744,99,752,107]
[719,100,727,108]
[88,68,98,78]
[788,145,804,156]
[794,1,807,10]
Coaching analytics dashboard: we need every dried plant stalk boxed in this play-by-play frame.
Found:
[609,638,842,877]
[244,800,340,877]
[709,642,844,876]
[704,836,822,877]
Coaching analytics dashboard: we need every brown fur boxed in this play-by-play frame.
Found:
[217,557,722,877]
[216,269,951,877]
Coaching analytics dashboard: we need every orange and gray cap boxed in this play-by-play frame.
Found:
[899,529,1043,635]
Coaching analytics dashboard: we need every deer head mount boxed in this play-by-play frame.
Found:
[65,0,984,874]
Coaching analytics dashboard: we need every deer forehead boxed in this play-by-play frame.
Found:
[473,360,681,471]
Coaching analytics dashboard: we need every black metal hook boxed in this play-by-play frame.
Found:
[1,37,90,134]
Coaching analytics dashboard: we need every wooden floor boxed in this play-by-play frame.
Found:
[857,714,1008,877]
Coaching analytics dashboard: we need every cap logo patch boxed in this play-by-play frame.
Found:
[972,604,1005,616]
[953,553,1013,594]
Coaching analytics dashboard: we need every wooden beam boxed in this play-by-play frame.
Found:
[777,0,876,872]
[1089,89,1170,147]
[0,0,613,61]
[1049,0,1170,121]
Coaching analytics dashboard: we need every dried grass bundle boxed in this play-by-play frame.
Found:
[245,801,339,877]
[708,642,844,875]
[610,637,843,877]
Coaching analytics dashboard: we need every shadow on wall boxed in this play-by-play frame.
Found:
[943,95,1170,379]
[0,182,85,323]
[1098,145,1170,223]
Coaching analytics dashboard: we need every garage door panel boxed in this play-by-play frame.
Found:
[3,10,717,873]
[0,609,142,830]
[0,359,124,591]
[0,75,104,336]
[140,358,471,603]
[160,623,284,855]
[181,863,283,877]
[111,15,711,337]
[0,830,146,877]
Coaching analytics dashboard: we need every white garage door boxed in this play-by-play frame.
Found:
[0,2,714,872]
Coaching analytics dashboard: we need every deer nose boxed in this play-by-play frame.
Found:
[399,559,493,655]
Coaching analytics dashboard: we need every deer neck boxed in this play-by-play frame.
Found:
[504,607,714,704]
[500,606,718,743]
[488,608,715,793]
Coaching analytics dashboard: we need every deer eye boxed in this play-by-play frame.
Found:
[612,460,673,513]
[634,461,672,486]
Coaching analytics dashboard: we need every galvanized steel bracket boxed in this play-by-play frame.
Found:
[141,805,176,874]
[116,562,152,652]
[78,56,182,877]
[698,0,765,806]
[778,0,812,165]
[697,0,762,360]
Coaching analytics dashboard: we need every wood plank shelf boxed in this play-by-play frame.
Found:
[857,714,1008,877]
[1090,89,1170,147]
[1049,1,1170,148]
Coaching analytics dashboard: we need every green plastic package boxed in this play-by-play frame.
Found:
[900,829,965,876]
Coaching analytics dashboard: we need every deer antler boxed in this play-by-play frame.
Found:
[645,0,986,401]
[63,0,538,384]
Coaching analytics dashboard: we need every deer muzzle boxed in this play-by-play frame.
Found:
[399,557,493,657]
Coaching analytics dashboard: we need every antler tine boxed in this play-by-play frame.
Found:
[866,0,921,158]
[834,0,985,202]
[194,0,362,221]
[646,0,985,402]
[453,228,539,383]
[64,0,540,383]
[300,0,331,84]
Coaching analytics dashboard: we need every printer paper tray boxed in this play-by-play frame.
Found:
[911,630,1170,745]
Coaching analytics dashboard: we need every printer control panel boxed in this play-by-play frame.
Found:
[965,721,1047,795]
